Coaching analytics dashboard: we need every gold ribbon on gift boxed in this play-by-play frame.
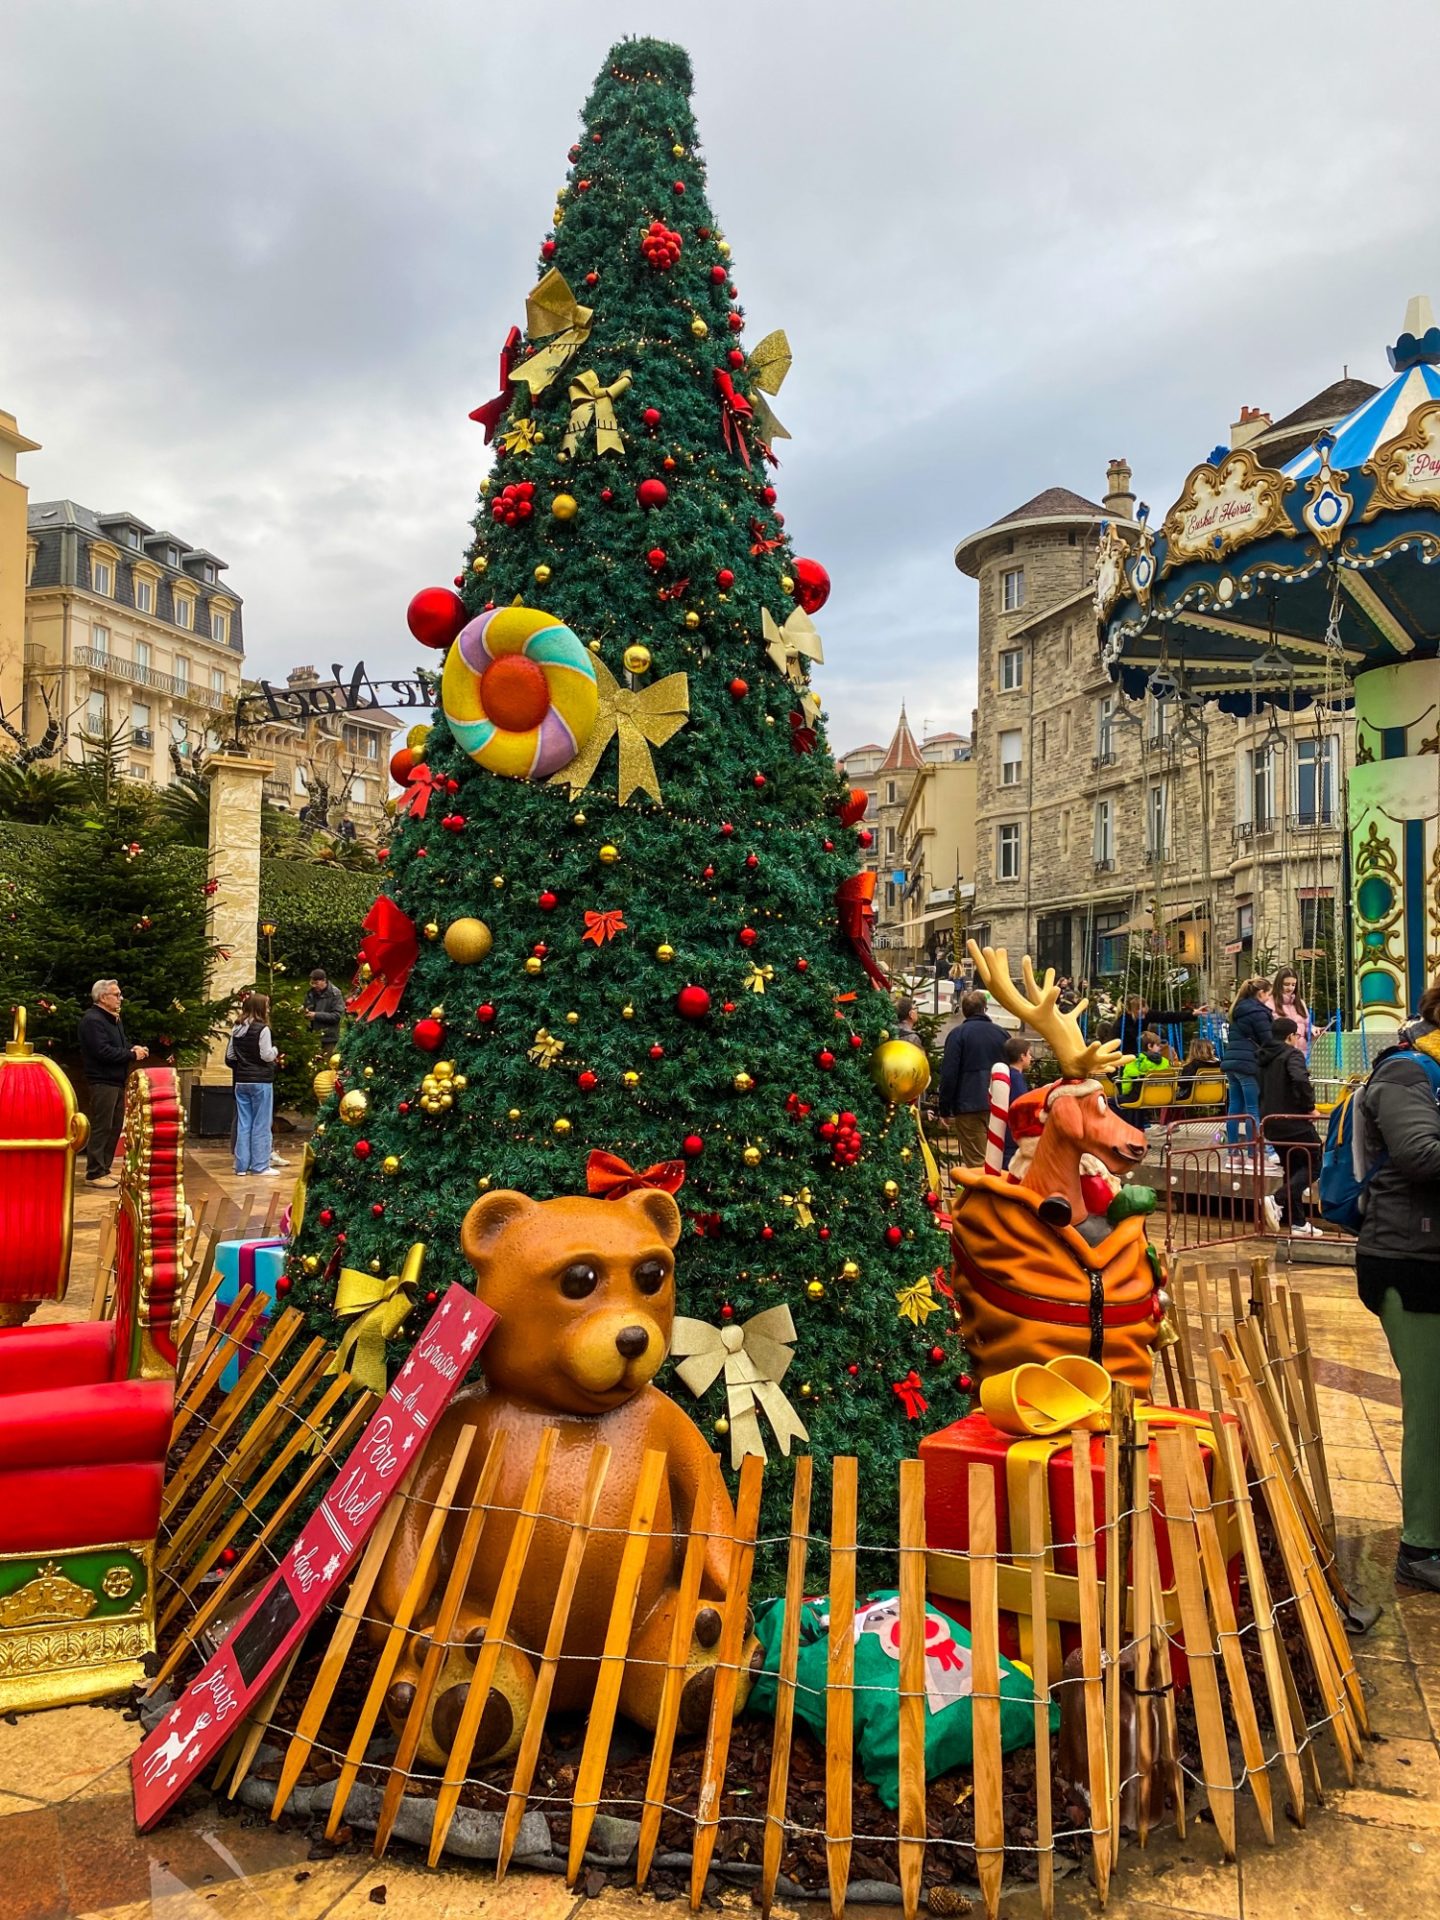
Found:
[779,1186,814,1229]
[744,962,774,993]
[510,270,594,397]
[896,1275,941,1325]
[564,367,632,458]
[549,654,689,806]
[746,329,792,446]
[326,1243,425,1395]
[981,1356,1115,1437]
[670,1304,809,1472]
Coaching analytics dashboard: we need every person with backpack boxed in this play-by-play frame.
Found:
[1351,981,1440,1592]
[227,992,281,1179]
[1221,977,1275,1154]
[1259,1017,1322,1235]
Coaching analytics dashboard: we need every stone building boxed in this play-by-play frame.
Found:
[244,667,401,840]
[23,500,244,780]
[0,409,40,731]
[897,751,977,966]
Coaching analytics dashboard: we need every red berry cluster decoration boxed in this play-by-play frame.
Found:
[784,1091,813,1119]
[441,812,465,832]
[820,1110,863,1167]
[641,219,682,269]
[491,480,536,525]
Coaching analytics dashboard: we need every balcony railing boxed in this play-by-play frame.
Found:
[74,646,227,710]
[1091,749,1117,769]
[1093,855,1115,871]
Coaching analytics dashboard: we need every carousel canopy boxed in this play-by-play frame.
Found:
[1098,298,1440,712]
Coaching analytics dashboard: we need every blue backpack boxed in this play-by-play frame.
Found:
[1318,1049,1440,1232]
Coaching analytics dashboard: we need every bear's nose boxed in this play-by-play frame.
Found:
[615,1325,650,1360]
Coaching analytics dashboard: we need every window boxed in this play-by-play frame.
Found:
[999,728,1023,787]
[129,763,149,782]
[886,780,896,804]
[1299,891,1335,951]
[1096,695,1115,762]
[293,766,308,798]
[174,595,192,629]
[1001,567,1025,612]
[210,666,225,694]
[1094,908,1127,974]
[134,578,153,614]
[174,654,189,690]
[999,647,1023,691]
[996,822,1021,881]
[1093,797,1114,866]
[86,690,107,734]
[125,528,141,549]
[885,881,896,910]
[1061,709,1072,754]
[1237,901,1255,948]
[131,700,151,732]
[886,826,896,856]
[212,611,229,646]
[1247,745,1275,829]
[1296,736,1336,825]
[1148,694,1168,745]
[1147,782,1167,857]
[1059,808,1072,860]
[203,561,216,583]
[134,639,150,672]
[166,545,180,567]
[1038,718,1047,762]
[1064,625,1074,666]
[92,558,113,596]
[91,623,109,654]
[351,776,369,807]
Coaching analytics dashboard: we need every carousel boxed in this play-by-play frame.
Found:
[1097,296,1440,1034]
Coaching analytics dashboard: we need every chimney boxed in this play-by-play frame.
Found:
[1102,457,1135,520]
[286,665,321,687]
[1230,404,1272,452]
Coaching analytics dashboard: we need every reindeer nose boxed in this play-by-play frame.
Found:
[615,1325,650,1360]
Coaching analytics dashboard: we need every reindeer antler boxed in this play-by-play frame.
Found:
[966,940,1129,1080]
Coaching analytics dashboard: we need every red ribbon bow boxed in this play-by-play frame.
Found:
[348,897,419,1022]
[582,909,628,946]
[748,516,784,555]
[893,1371,929,1420]
[836,870,890,991]
[788,710,817,755]
[586,1150,687,1200]
[713,369,755,469]
[469,324,521,444]
[399,763,443,820]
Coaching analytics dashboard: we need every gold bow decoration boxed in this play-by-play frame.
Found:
[510,270,594,397]
[326,1244,425,1395]
[564,368,632,458]
[549,654,689,806]
[762,606,823,723]
[744,961,774,993]
[895,1275,941,1325]
[527,1028,565,1069]
[779,1186,814,1229]
[670,1304,809,1471]
[500,417,541,456]
[746,329,792,446]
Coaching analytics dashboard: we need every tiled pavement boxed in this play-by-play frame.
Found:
[2,1152,1436,1917]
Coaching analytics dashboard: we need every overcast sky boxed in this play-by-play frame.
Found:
[4,1,1435,754]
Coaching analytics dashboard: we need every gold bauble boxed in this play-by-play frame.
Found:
[362,1065,374,1079]
[573,811,587,827]
[423,920,440,941]
[806,1279,826,1302]
[714,1415,730,1437]
[312,1068,338,1102]
[622,1070,640,1087]
[742,1144,762,1168]
[439,1092,453,1109]
[551,493,578,521]
[553,1116,572,1135]
[622,643,652,674]
[508,1107,521,1120]
[841,1259,860,1280]
[883,1179,900,1201]
[382,1154,400,1175]
[524,956,544,976]
[452,1073,468,1090]
[339,1090,368,1125]
[565,1011,580,1025]
[472,554,488,574]
[599,843,620,864]
[534,564,552,585]
[329,1051,343,1069]
[717,239,731,257]
[781,574,794,594]
[900,1146,914,1163]
[406,723,430,752]
[690,316,709,339]
[302,1253,320,1274]
[871,1038,931,1106]
[733,1071,754,1092]
[443,917,493,965]
[683,610,700,630]
[621,1003,635,1019]
[672,143,685,158]
[476,1174,491,1192]
[799,1381,814,1400]
[493,875,506,888]
[369,1256,383,1274]
[314,1123,325,1135]
[435,1061,454,1079]
[655,943,675,963]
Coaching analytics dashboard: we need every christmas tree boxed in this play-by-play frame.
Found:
[291,37,961,1551]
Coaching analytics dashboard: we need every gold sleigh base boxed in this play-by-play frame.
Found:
[0,1542,156,1715]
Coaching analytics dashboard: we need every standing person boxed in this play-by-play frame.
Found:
[1259,1017,1322,1235]
[1221,977,1275,1153]
[77,979,148,1188]
[1271,966,1312,1052]
[938,990,1010,1168]
[227,992,279,1179]
[1354,981,1440,1591]
[303,968,347,1058]
[984,1034,1032,1171]
[892,994,922,1049]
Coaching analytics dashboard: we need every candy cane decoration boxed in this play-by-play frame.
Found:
[984,1059,1013,1175]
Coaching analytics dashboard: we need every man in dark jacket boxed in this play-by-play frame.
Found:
[1259,1018,1321,1233]
[303,969,347,1056]
[938,991,1010,1168]
[77,978,148,1187]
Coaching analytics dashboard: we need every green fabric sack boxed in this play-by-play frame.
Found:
[749,1589,1053,1809]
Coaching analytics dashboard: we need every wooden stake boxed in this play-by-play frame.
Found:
[223,1646,301,1798]
[1169,1262,1201,1411]
[1023,1460,1055,1918]
[1130,1425,1156,1849]
[160,1310,305,1521]
[1288,1293,1336,1550]
[897,1459,928,1920]
[635,1523,709,1893]
[825,1455,859,1920]
[969,1464,1005,1920]
[760,1455,813,1920]
[1069,1435,1111,1904]
[167,1291,271,1447]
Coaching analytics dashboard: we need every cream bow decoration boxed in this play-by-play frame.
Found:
[762,606,824,723]
[670,1304,809,1471]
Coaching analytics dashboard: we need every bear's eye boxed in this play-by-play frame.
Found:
[559,1262,599,1299]
[633,1258,669,1296]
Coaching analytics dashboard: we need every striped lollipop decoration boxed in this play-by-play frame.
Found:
[441,605,599,780]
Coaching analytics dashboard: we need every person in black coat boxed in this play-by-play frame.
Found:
[1259,1019,1321,1233]
[77,978,148,1186]
[1221,977,1274,1150]
[938,992,1011,1168]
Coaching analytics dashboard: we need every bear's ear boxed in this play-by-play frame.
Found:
[626,1186,682,1248]
[461,1189,534,1274]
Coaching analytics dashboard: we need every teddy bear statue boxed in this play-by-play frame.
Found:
[373,1181,752,1767]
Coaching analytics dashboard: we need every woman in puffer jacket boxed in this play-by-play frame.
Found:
[1221,977,1274,1150]
[1357,978,1440,1592]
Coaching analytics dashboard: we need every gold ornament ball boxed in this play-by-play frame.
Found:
[553,1116,572,1135]
[900,1146,914,1163]
[551,493,578,521]
[301,1253,319,1274]
[683,610,700,630]
[423,921,440,941]
[472,554,488,574]
[439,1092,453,1109]
[329,1051,343,1069]
[799,1381,814,1400]
[599,843,620,864]
[524,956,544,976]
[362,1065,374,1079]
[339,1089,369,1125]
[565,1011,580,1025]
[406,723,431,752]
[452,1073,467,1090]
[883,1179,900,1201]
[429,1005,444,1021]
[314,1123,326,1135]
[369,1256,382,1275]
[312,1068,338,1102]
[572,811,587,827]
[742,1144,762,1168]
[476,1174,491,1193]
[508,1107,521,1120]
[443,917,493,965]
[672,143,685,158]
[841,1259,860,1280]
[382,1154,401,1175]
[622,643,652,674]
[622,1070,640,1087]
[717,239,731,256]
[493,875,506,889]
[871,1038,931,1106]
[715,1415,730,1437]
[690,316,709,339]
[534,563,552,585]
[733,1071,754,1092]
[621,1003,635,1019]
[806,1279,826,1302]
[781,574,794,594]
[656,943,675,963]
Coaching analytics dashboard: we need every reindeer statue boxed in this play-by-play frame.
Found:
[948,943,1166,1393]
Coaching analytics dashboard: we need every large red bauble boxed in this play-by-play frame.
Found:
[482,653,550,731]
[682,1133,704,1157]
[838,786,869,828]
[642,406,662,428]
[646,547,668,571]
[677,984,712,1020]
[637,478,669,510]
[389,746,416,786]
[858,828,874,849]
[407,586,468,651]
[738,926,757,948]
[413,1018,445,1052]
[577,1070,598,1091]
[792,556,831,614]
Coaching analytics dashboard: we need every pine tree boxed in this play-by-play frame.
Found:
[290,37,962,1552]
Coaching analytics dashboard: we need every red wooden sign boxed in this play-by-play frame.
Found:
[132,1284,493,1829]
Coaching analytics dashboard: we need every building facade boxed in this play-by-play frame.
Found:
[24,500,244,781]
[897,754,978,965]
[245,667,401,839]
[0,409,41,731]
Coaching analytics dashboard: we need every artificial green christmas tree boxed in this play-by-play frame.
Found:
[290,37,962,1551]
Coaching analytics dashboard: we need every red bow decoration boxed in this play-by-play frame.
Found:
[893,1371,929,1420]
[837,870,890,991]
[657,577,691,604]
[789,710,817,755]
[582,908,628,946]
[714,369,755,469]
[691,1210,724,1238]
[399,764,443,820]
[469,325,522,444]
[349,897,419,1022]
[748,516,784,555]
[586,1150,687,1200]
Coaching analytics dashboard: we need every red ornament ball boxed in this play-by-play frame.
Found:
[662,455,677,472]
[319,1209,334,1226]
[389,746,416,786]
[727,347,745,369]
[642,406,662,428]
[792,556,831,615]
[577,1070,598,1092]
[744,851,759,870]
[930,1346,946,1365]
[376,847,389,861]
[276,1274,293,1295]
[717,567,735,591]
[839,1111,857,1128]
[710,264,727,282]
[413,1018,445,1052]
[702,864,715,880]
[818,1226,831,1242]
[220,1546,238,1567]
[728,677,748,699]
[476,1003,496,1024]
[354,1140,372,1159]
[761,484,778,507]
[406,586,468,651]
[752,772,767,789]
[822,838,834,852]
[722,1001,736,1014]
[649,1043,665,1059]
[761,1225,775,1241]
[397,1101,410,1115]
[719,821,735,837]
[720,1302,734,1321]
[885,1225,903,1247]
[677,984,712,1020]
[672,180,685,194]
[925,1190,941,1210]
[796,958,809,973]
[426,1290,439,1305]
[600,487,615,504]
[958,1374,974,1394]
[585,271,599,287]
[371,1202,385,1217]
[541,239,556,259]
[453,574,465,588]
[682,1133,704,1158]
[637,478,669,510]
[847,1363,860,1377]
[538,890,558,911]
[727,311,744,333]
[858,829,874,849]
[576,179,591,192]
[817,1049,836,1070]
[646,547,668,571]
[849,1033,865,1049]
[738,926,757,948]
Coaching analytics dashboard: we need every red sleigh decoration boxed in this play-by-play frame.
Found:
[0,1008,90,1323]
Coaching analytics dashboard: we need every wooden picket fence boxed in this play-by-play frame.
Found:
[150,1253,1370,1919]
